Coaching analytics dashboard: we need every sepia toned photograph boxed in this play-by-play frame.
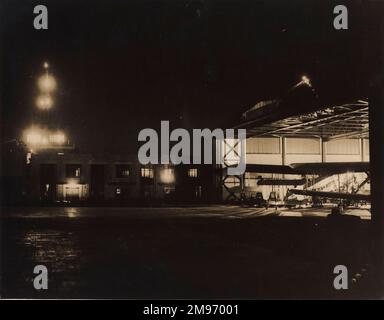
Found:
[1,0,383,304]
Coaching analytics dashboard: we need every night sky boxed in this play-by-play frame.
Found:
[1,0,382,154]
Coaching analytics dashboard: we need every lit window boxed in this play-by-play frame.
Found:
[66,164,82,178]
[116,165,130,178]
[188,168,198,178]
[160,168,174,184]
[116,187,121,195]
[141,167,154,179]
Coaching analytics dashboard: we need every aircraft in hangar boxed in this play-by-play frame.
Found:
[225,162,370,209]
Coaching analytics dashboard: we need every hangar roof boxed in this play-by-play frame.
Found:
[235,100,369,141]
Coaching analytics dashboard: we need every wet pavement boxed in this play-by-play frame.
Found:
[1,205,371,219]
[0,206,377,299]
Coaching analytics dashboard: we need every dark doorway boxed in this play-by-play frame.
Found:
[90,164,105,199]
[39,164,57,202]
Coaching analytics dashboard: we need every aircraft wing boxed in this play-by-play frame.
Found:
[258,178,306,186]
[288,189,370,202]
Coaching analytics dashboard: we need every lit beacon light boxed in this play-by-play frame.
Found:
[37,74,57,93]
[26,131,42,145]
[50,132,66,144]
[36,95,53,110]
[24,126,45,146]
[301,75,312,87]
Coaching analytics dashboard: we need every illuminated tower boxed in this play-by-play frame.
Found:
[23,62,70,151]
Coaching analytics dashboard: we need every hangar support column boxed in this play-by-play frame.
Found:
[320,137,326,163]
[281,137,286,166]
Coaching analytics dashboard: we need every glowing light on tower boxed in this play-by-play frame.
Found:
[25,128,43,145]
[23,62,68,149]
[37,74,57,93]
[36,94,53,110]
[49,131,66,144]
[301,75,312,87]
[36,61,56,110]
[23,126,67,148]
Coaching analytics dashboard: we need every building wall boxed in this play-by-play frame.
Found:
[1,141,29,204]
[28,152,218,203]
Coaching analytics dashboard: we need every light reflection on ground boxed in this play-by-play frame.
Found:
[1,206,374,299]
[1,205,371,219]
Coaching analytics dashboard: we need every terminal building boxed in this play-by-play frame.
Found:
[26,151,220,204]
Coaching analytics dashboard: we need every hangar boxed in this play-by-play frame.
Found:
[221,97,370,207]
